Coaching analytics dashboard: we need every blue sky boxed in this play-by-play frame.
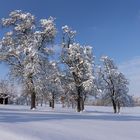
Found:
[0,0,140,96]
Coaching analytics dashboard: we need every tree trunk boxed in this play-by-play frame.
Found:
[31,90,36,109]
[112,99,117,113]
[77,96,81,112]
[72,72,82,112]
[77,86,81,112]
[52,93,55,109]
[81,95,86,111]
[81,97,84,111]
[117,102,120,113]
[28,74,36,110]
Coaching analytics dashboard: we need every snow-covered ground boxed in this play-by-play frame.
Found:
[0,105,140,140]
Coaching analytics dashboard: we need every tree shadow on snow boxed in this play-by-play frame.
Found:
[0,107,140,123]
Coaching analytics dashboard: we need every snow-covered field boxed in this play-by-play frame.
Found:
[0,105,140,140]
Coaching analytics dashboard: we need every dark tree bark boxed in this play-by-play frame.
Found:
[28,74,36,110]
[31,90,36,109]
[49,101,52,107]
[51,93,55,109]
[72,72,83,112]
[112,99,117,113]
[77,86,82,112]
[117,102,120,113]
[77,97,81,112]
[81,95,87,111]
[81,97,84,111]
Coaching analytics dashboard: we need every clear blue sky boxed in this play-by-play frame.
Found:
[0,0,140,62]
[0,0,140,95]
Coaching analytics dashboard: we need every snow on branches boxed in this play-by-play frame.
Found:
[61,25,96,112]
[0,10,57,109]
[99,56,133,113]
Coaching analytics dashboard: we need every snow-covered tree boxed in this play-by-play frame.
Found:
[45,62,63,109]
[0,79,17,104]
[59,68,77,108]
[0,10,56,109]
[99,56,133,113]
[61,25,95,112]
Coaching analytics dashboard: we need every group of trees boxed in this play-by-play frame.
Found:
[0,10,133,113]
[0,79,17,104]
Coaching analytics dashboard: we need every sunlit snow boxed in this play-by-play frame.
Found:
[0,105,140,140]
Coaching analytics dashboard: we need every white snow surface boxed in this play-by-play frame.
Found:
[0,105,140,140]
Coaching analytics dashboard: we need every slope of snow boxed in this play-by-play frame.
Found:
[0,105,140,140]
